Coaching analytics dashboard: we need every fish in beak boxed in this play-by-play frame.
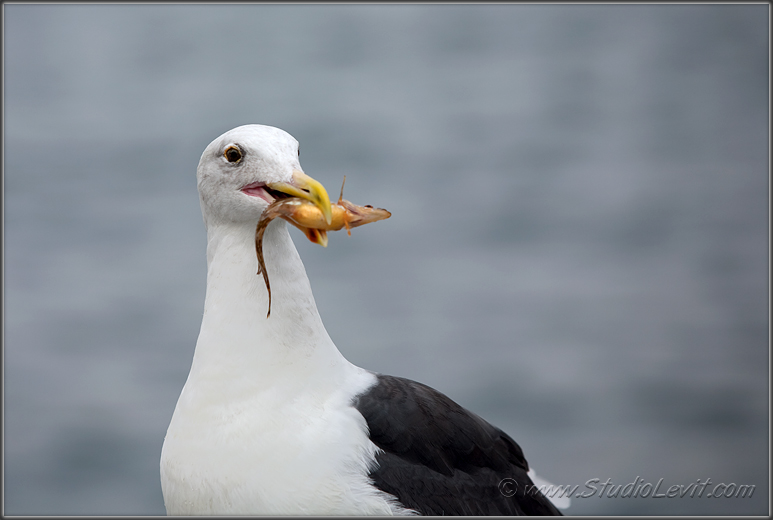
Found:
[266,170,333,225]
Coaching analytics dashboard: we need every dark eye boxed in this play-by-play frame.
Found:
[224,146,242,163]
[297,146,300,157]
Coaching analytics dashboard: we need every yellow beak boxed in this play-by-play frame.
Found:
[301,228,329,248]
[267,170,333,225]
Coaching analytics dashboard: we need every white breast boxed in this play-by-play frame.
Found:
[160,365,407,515]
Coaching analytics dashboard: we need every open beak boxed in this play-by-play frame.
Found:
[266,170,333,225]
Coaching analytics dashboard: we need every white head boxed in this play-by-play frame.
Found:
[197,124,332,229]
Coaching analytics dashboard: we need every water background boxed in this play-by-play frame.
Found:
[4,4,769,515]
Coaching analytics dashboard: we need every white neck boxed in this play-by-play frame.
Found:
[189,219,349,396]
[162,217,394,515]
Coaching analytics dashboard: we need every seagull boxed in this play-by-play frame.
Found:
[160,124,567,515]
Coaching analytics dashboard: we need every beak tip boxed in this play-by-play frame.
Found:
[290,170,333,226]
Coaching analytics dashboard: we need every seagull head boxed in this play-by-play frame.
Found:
[197,124,332,228]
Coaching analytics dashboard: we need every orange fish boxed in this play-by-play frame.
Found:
[255,178,391,317]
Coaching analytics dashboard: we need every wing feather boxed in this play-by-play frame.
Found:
[353,375,562,516]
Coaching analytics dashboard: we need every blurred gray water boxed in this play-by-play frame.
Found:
[3,4,768,516]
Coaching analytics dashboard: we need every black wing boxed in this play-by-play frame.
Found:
[352,374,562,516]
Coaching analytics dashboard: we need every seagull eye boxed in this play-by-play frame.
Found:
[224,146,243,163]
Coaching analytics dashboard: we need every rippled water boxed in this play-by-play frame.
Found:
[4,4,768,515]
